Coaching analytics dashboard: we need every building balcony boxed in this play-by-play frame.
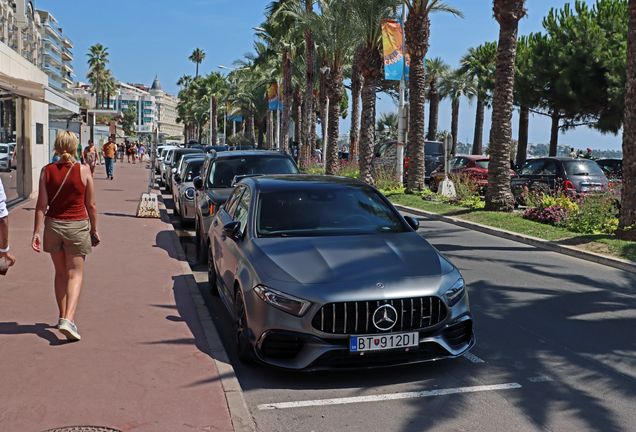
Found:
[43,21,63,41]
[48,78,64,91]
[43,63,65,79]
[62,49,72,61]
[63,34,73,48]
[42,48,63,65]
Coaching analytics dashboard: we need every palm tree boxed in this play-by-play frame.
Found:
[617,0,636,240]
[347,0,401,184]
[189,48,206,79]
[195,72,228,145]
[306,0,357,174]
[376,111,399,141]
[403,1,463,193]
[424,57,450,141]
[484,0,527,212]
[349,46,363,161]
[86,43,109,109]
[459,42,497,155]
[439,69,476,156]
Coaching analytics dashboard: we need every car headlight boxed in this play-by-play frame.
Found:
[185,187,195,200]
[444,278,465,307]
[254,285,312,316]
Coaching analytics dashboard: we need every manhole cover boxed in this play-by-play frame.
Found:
[42,427,122,432]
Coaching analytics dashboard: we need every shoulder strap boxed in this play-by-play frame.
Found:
[49,162,76,206]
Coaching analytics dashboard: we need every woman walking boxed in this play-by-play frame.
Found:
[31,131,100,341]
[82,139,99,177]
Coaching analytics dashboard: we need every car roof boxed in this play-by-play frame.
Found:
[206,149,293,160]
[248,174,373,193]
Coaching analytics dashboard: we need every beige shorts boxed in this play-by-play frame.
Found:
[43,217,92,256]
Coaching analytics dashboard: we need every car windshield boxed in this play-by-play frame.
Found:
[257,188,407,237]
[208,157,298,187]
[474,160,489,169]
[563,160,605,176]
[425,142,444,155]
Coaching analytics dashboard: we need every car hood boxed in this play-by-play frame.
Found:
[249,232,453,284]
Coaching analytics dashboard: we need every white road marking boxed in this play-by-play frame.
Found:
[257,383,522,410]
[527,374,553,382]
[463,352,485,363]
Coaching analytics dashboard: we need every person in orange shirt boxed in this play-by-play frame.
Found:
[101,135,117,180]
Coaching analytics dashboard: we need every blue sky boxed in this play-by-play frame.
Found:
[37,0,623,152]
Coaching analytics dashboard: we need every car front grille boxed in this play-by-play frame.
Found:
[311,297,447,335]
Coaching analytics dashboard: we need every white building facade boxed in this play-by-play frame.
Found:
[148,76,182,139]
[108,81,156,134]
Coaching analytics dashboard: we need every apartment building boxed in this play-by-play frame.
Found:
[108,81,156,134]
[148,76,182,139]
[36,9,73,96]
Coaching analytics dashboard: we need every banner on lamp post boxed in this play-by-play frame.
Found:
[267,83,279,110]
[226,101,242,122]
[382,19,405,81]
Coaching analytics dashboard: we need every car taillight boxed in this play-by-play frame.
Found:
[564,180,576,191]
[405,157,409,169]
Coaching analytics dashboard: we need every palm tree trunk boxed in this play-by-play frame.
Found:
[281,50,293,151]
[549,110,559,156]
[359,46,381,185]
[451,99,459,156]
[257,120,265,149]
[404,12,430,193]
[267,110,273,149]
[618,0,636,240]
[320,56,329,154]
[211,98,218,145]
[516,105,529,167]
[95,63,100,109]
[427,88,439,141]
[310,103,317,156]
[247,115,255,144]
[301,19,316,167]
[294,89,302,150]
[485,0,525,212]
[350,46,363,161]
[472,93,485,155]
[325,67,344,175]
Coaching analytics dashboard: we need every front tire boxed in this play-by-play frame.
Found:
[234,290,253,364]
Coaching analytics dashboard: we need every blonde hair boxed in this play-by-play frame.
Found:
[54,130,78,162]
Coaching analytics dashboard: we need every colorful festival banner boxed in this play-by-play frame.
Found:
[382,19,404,81]
[405,53,411,82]
[226,101,242,122]
[267,83,279,111]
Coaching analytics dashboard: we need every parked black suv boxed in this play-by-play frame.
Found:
[192,150,300,262]
[165,148,204,193]
[374,140,445,182]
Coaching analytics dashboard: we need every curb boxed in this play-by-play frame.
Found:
[393,203,636,275]
[160,205,255,432]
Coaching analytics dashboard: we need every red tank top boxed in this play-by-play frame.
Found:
[45,162,88,221]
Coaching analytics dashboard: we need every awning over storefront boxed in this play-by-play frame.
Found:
[0,73,79,114]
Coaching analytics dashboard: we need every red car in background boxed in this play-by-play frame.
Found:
[429,155,513,194]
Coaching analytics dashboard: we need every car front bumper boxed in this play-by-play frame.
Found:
[243,286,475,371]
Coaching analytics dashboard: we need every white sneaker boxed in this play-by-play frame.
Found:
[58,318,81,341]
[56,318,63,329]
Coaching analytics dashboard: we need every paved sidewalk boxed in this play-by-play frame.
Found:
[0,160,236,432]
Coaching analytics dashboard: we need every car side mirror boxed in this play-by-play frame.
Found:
[193,176,203,190]
[404,216,419,231]
[222,221,242,241]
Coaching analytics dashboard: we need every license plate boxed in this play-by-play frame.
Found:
[350,332,419,352]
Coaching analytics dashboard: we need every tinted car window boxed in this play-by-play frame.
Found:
[257,188,407,237]
[184,162,203,181]
[208,157,298,187]
[563,160,605,176]
[0,146,8,154]
[225,185,245,216]
[542,160,558,175]
[474,160,489,169]
[233,188,251,232]
[425,142,444,155]
[521,159,545,175]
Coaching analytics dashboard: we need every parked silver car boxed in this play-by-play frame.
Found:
[173,156,205,226]
[208,175,475,370]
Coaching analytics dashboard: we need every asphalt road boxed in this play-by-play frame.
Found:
[165,188,636,432]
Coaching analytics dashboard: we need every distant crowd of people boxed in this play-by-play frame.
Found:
[569,147,593,159]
